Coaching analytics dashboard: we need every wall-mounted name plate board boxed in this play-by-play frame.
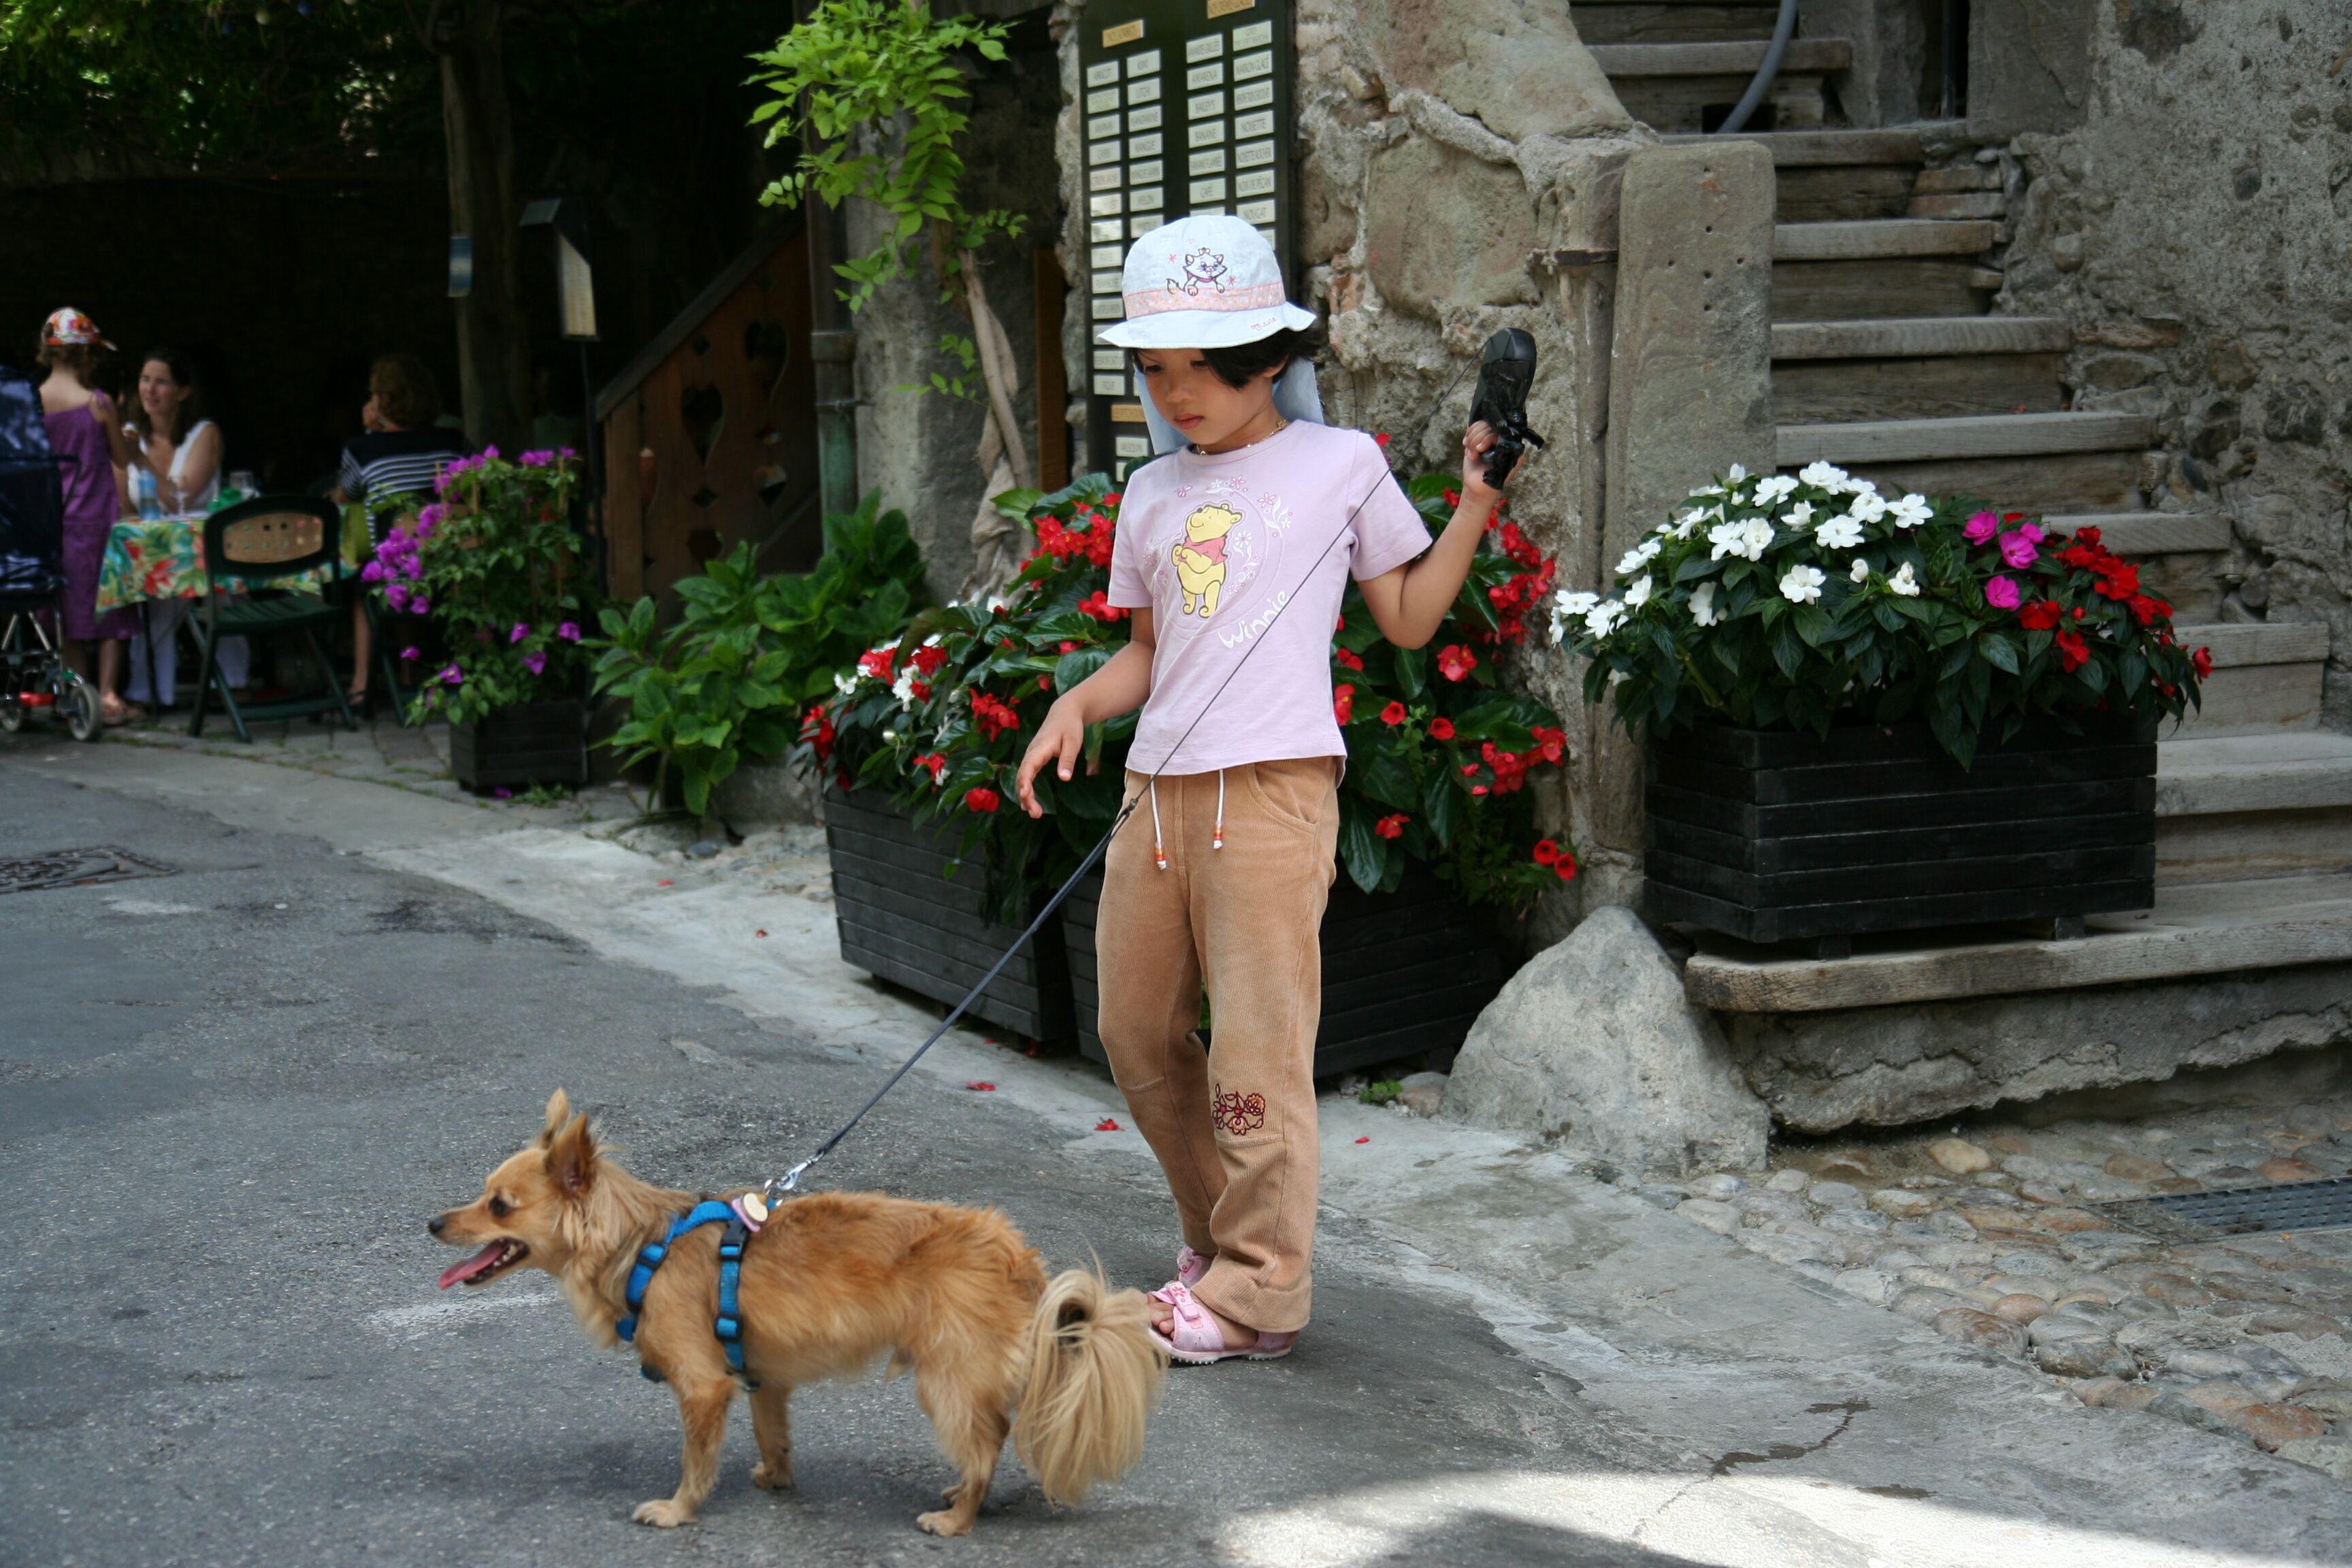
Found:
[1077,0,1293,479]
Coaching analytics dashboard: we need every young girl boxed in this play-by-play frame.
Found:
[34,308,141,724]
[1015,216,1516,1363]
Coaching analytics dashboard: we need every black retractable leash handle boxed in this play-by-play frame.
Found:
[763,340,1540,1204]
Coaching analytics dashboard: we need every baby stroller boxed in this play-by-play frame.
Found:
[0,362,101,741]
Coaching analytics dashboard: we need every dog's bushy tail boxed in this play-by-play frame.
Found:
[1013,1269,1166,1505]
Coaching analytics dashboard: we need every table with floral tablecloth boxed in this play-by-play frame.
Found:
[97,514,332,612]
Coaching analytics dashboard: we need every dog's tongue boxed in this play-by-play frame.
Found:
[439,1243,506,1290]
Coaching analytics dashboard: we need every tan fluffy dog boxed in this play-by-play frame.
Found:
[429,1091,1164,1536]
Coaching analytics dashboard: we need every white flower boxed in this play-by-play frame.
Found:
[1586,600,1627,638]
[1624,574,1654,608]
[1797,460,1849,491]
[1709,517,1776,561]
[891,669,919,706]
[1780,500,1816,529]
[1548,590,1599,644]
[1850,557,1873,584]
[1846,489,1889,525]
[1688,580,1719,626]
[834,670,860,696]
[1778,564,1826,604]
[1689,482,1725,500]
[881,728,898,742]
[1814,514,1866,551]
[1669,505,1716,540]
[1752,474,1799,506]
[1616,538,1663,575]
[1889,562,1923,597]
[1886,493,1933,529]
[1726,463,1749,483]
[985,592,1010,613]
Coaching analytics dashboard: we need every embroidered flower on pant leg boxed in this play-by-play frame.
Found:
[1211,1083,1267,1137]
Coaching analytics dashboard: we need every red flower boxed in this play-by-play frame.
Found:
[2019,600,2063,631]
[1380,700,1408,726]
[1078,590,1128,622]
[856,646,896,681]
[916,751,947,783]
[909,643,947,676]
[2054,630,2091,672]
[1435,644,1477,682]
[1373,431,1390,448]
[1038,674,1052,690]
[2125,593,2172,627]
[1374,813,1407,840]
[800,702,837,761]
[1553,852,1578,881]
[964,786,1001,813]
[2191,644,2214,680]
[1532,839,1561,865]
[1333,647,1365,671]
[1333,683,1356,724]
[1529,724,1565,764]
[1059,640,1079,653]
[1429,717,1456,740]
[969,692,1023,739]
[2095,561,2141,599]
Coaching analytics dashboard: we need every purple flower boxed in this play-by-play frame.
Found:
[493,787,513,799]
[1963,510,2000,544]
[399,646,419,661]
[510,621,530,643]
[556,622,581,642]
[1984,574,2021,610]
[523,651,547,675]
[384,583,410,611]
[361,560,385,583]
[1997,531,2040,569]
[439,663,464,685]
[410,597,430,614]
[520,449,555,468]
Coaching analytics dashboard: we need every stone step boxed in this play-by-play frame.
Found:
[1663,126,1948,166]
[2171,619,2330,737]
[2050,511,2230,555]
[1913,164,2004,194]
[1684,873,2352,1013]
[1778,411,2155,468]
[2163,727,2352,883]
[1771,316,2072,359]
[1908,191,2009,220]
[1590,39,1854,75]
[1572,2,1784,47]
[1771,350,2066,424]
[1772,259,2003,320]
[1773,218,1997,261]
[1829,452,2147,514]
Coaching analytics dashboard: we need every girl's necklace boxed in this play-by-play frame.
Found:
[1194,416,1288,456]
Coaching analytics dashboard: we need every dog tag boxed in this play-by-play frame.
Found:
[738,1191,769,1225]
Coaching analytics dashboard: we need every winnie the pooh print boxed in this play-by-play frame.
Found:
[1171,502,1242,617]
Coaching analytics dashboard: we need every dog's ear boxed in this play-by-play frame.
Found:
[538,1089,572,1148]
[544,1111,598,1199]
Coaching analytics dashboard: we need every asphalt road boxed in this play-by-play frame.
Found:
[0,760,1661,1568]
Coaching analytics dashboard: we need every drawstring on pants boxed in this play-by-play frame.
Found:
[1149,770,1228,869]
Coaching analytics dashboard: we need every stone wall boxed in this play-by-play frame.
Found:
[1997,1,2352,730]
[1052,0,1668,936]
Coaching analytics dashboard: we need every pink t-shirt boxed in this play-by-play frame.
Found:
[1108,422,1431,774]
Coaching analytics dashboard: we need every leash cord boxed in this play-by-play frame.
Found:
[765,468,1394,1201]
[768,362,1514,1198]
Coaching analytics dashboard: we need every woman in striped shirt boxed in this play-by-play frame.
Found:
[331,353,469,704]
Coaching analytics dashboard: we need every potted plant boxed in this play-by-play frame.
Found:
[813,471,1580,1070]
[1551,460,2211,952]
[589,491,929,816]
[370,447,601,791]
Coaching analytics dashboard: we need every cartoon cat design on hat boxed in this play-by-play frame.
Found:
[1172,502,1242,617]
[1170,249,1230,297]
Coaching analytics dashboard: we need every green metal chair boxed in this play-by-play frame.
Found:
[189,495,357,742]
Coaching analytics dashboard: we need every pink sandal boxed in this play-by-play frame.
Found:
[1147,1281,1298,1365]
[1175,1245,1209,1289]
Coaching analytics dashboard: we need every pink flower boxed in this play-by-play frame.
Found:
[556,622,581,641]
[1997,531,2040,569]
[523,651,546,675]
[439,663,464,685]
[510,621,530,643]
[399,646,419,661]
[1984,574,2021,610]
[1963,511,2000,544]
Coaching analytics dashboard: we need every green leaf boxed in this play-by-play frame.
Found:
[1976,631,2021,674]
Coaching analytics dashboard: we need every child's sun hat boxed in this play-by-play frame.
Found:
[1099,215,1317,350]
[42,307,114,350]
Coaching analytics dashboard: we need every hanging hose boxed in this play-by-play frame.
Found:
[1714,0,1799,135]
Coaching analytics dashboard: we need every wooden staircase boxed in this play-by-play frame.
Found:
[1583,8,2346,899]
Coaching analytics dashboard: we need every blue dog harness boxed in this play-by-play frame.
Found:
[616,1199,755,1385]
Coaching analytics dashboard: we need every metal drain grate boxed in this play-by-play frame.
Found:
[0,847,177,896]
[2097,1178,2352,1243]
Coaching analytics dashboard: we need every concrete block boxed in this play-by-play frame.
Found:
[711,755,820,829]
[1966,0,2095,140]
[1362,134,1541,317]
[1371,0,1632,142]
[1444,905,1770,1175]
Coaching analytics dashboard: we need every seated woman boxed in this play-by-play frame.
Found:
[35,308,140,723]
[124,346,248,708]
[331,353,469,706]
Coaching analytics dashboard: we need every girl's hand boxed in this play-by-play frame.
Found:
[1015,699,1087,819]
[1460,419,1522,504]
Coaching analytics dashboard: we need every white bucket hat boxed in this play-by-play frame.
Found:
[1097,214,1318,349]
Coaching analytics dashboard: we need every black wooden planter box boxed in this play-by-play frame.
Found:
[1062,864,1506,1080]
[823,787,1075,1043]
[451,699,587,791]
[1644,713,2157,949]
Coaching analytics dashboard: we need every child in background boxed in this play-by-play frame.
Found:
[1015,216,1519,1362]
